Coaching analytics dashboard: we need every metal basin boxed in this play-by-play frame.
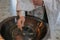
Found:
[0,15,48,40]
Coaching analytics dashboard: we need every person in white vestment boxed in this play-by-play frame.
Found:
[16,0,43,30]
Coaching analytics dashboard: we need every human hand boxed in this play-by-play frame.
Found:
[17,16,25,31]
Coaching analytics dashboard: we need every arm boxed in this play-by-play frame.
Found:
[16,0,26,31]
[17,10,25,31]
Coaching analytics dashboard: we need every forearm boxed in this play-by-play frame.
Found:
[17,10,25,30]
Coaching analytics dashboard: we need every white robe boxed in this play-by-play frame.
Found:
[16,0,36,16]
[16,0,35,11]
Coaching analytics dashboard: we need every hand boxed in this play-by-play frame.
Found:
[17,16,25,31]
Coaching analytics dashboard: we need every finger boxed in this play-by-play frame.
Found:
[18,24,22,31]
[19,26,22,31]
[17,20,22,31]
[21,20,25,27]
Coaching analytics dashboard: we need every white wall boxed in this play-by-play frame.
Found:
[0,0,17,22]
[0,0,11,22]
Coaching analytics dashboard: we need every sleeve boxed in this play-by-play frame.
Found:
[19,11,25,17]
[16,0,35,11]
[16,0,21,11]
[16,0,25,16]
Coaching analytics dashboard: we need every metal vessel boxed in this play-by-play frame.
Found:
[0,15,48,40]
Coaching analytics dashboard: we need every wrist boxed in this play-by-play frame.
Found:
[20,11,25,17]
[18,16,25,20]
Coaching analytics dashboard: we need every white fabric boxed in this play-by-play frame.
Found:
[16,0,43,16]
[19,11,25,16]
[44,0,60,40]
[16,0,35,11]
